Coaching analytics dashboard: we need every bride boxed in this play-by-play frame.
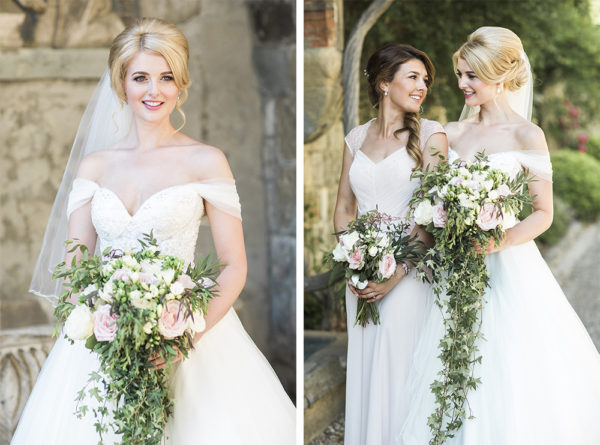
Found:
[334,44,447,444]
[11,18,295,444]
[399,26,600,445]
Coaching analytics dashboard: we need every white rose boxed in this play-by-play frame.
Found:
[332,243,349,262]
[148,285,159,298]
[368,245,378,257]
[99,281,114,303]
[82,284,97,296]
[121,255,138,269]
[488,190,499,201]
[340,231,360,251]
[439,185,449,198]
[170,281,185,296]
[482,180,494,191]
[188,311,206,333]
[199,277,216,288]
[496,184,511,198]
[140,259,162,275]
[160,269,175,285]
[130,290,154,310]
[377,233,390,248]
[64,305,94,340]
[500,208,517,229]
[350,274,368,290]
[414,200,434,225]
[458,193,474,209]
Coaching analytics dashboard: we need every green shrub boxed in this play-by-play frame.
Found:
[551,150,600,221]
[586,135,600,162]
[537,196,573,246]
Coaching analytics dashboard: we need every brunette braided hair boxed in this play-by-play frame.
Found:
[364,44,434,169]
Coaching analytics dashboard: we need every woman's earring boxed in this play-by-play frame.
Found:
[384,90,388,96]
[497,86,501,94]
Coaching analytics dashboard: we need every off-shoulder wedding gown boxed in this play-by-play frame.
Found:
[342,118,445,445]
[399,150,600,445]
[11,178,295,444]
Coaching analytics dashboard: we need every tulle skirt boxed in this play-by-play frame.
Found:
[344,271,433,445]
[398,240,600,445]
[10,308,296,445]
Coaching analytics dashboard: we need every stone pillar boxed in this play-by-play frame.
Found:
[248,0,297,396]
[304,0,345,273]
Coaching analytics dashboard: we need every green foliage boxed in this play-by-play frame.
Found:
[409,154,533,444]
[326,209,426,326]
[551,150,600,220]
[585,134,600,161]
[345,0,600,126]
[53,234,220,445]
[537,196,573,245]
[304,292,325,330]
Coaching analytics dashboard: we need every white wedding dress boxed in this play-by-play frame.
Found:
[398,150,600,445]
[11,178,295,444]
[343,118,445,445]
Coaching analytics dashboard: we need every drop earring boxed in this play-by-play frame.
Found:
[497,86,501,94]
[384,90,388,96]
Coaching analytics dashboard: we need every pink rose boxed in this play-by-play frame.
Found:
[348,248,365,270]
[158,300,188,339]
[476,202,501,231]
[378,254,397,280]
[432,204,448,228]
[111,268,131,281]
[176,274,196,289]
[93,304,118,342]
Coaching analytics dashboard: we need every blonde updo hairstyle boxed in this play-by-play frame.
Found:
[453,26,529,92]
[364,44,435,170]
[108,18,191,128]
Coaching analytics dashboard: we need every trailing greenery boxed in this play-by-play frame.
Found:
[551,150,600,221]
[585,135,600,161]
[410,154,534,444]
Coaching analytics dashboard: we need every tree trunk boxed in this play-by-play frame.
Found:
[342,0,394,133]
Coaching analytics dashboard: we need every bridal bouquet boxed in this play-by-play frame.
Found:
[328,209,425,327]
[410,153,532,445]
[53,232,219,445]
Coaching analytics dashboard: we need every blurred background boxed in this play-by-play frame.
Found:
[304,0,600,442]
[0,1,296,442]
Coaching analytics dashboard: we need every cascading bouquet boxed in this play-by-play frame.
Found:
[327,209,425,327]
[409,152,533,445]
[53,232,219,445]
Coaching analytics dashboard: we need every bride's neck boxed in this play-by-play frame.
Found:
[477,95,514,125]
[375,104,406,138]
[127,118,178,151]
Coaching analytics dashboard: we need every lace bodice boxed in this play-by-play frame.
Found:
[345,118,445,219]
[67,178,242,265]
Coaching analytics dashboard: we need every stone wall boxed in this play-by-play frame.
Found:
[249,0,297,391]
[304,0,344,273]
[0,0,295,397]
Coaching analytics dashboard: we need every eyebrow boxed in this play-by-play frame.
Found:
[130,71,174,76]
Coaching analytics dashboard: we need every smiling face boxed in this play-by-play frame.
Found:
[382,58,429,114]
[124,51,179,124]
[455,57,498,108]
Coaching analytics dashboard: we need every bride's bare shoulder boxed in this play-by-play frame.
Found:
[514,121,548,152]
[183,140,233,180]
[77,150,113,182]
